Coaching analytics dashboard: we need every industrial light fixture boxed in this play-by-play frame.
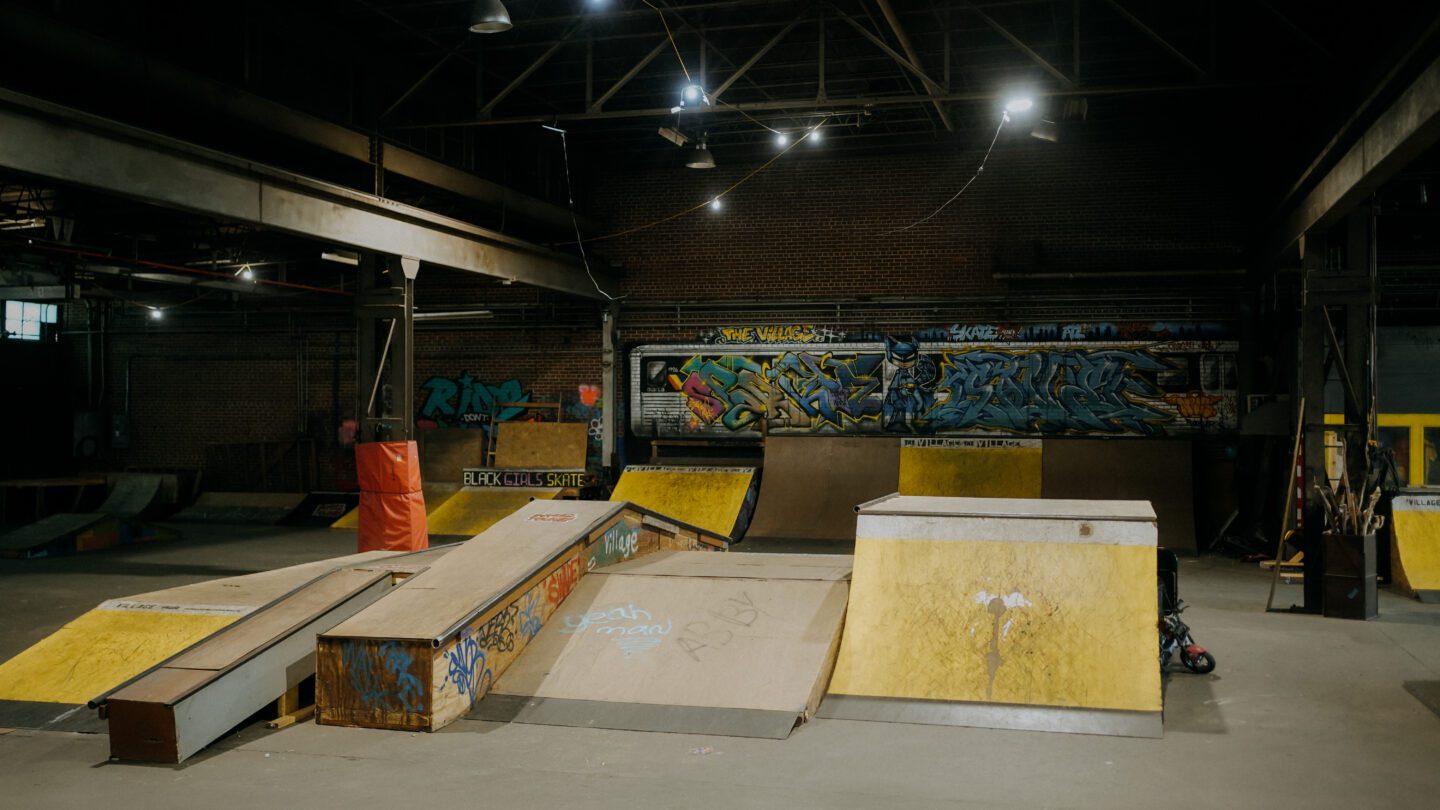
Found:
[234,264,255,281]
[681,84,705,106]
[775,132,790,147]
[1030,119,1060,143]
[468,0,513,33]
[686,143,716,169]
[710,197,723,211]
[1004,96,1034,113]
[148,307,164,320]
[807,126,822,145]
[321,250,360,266]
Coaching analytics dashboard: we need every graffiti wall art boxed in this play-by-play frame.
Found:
[631,326,1238,438]
[417,375,531,429]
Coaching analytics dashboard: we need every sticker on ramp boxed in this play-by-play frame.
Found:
[901,438,1040,449]
[529,513,578,524]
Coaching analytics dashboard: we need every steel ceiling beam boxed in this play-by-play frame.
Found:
[834,6,953,128]
[1269,54,1440,260]
[481,25,583,116]
[1099,0,1206,80]
[590,39,671,112]
[875,0,954,131]
[0,91,613,300]
[0,2,586,233]
[965,2,1074,87]
[712,9,812,100]
[400,80,1266,128]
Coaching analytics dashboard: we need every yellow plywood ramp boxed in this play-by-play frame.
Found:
[425,487,559,538]
[822,495,1161,737]
[609,466,756,539]
[898,438,1041,498]
[1392,494,1440,601]
[332,483,460,529]
[0,610,237,704]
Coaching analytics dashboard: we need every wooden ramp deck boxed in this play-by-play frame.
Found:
[316,500,731,732]
[474,551,851,739]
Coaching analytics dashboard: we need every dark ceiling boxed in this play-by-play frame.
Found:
[1,0,1439,316]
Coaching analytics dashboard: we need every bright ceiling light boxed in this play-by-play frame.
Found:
[775,132,790,147]
[1004,97,1034,113]
[468,0,513,34]
[148,308,164,320]
[681,84,704,105]
[808,127,822,144]
[710,198,723,211]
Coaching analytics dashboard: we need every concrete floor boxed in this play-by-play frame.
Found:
[1,527,1438,809]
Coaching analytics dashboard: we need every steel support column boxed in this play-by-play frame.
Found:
[357,255,415,443]
[601,303,620,475]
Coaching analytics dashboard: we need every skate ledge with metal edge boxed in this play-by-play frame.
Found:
[315,499,731,732]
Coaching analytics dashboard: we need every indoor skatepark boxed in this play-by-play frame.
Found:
[3,2,1440,808]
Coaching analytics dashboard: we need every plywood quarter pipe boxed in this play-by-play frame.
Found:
[609,466,756,540]
[898,438,1042,498]
[475,550,851,739]
[97,473,165,519]
[745,437,900,542]
[1391,493,1440,602]
[822,494,1162,738]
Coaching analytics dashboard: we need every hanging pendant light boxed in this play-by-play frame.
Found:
[686,143,716,169]
[469,0,513,33]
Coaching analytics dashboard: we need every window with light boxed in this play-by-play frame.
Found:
[3,301,58,341]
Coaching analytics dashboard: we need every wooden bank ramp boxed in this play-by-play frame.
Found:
[0,546,453,732]
[473,551,851,739]
[610,465,758,539]
[317,500,730,732]
[101,567,397,763]
[746,438,899,542]
[820,495,1162,738]
[1392,493,1440,603]
[424,486,560,539]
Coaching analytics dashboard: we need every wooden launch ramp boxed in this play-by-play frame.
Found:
[474,550,851,739]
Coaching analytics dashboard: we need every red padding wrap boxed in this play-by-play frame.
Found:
[355,441,427,552]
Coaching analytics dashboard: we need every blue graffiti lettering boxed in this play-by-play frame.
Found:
[418,374,531,429]
[342,640,425,714]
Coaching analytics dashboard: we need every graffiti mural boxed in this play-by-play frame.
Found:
[632,331,1239,438]
[565,384,605,468]
[418,374,530,429]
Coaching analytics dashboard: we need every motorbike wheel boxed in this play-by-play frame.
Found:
[1181,649,1216,674]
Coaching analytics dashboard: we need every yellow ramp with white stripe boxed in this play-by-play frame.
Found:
[425,487,559,538]
[1392,494,1440,602]
[898,438,1041,498]
[822,494,1162,737]
[609,466,756,539]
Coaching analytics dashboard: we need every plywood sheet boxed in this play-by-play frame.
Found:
[424,487,559,538]
[493,422,589,470]
[418,429,487,483]
[601,550,852,581]
[898,438,1041,498]
[108,549,408,611]
[609,466,755,539]
[1392,494,1440,597]
[486,568,848,731]
[1042,439,1195,553]
[746,437,900,541]
[326,500,625,642]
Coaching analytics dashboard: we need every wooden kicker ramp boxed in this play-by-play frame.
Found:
[316,499,731,732]
[474,550,851,739]
[609,465,758,539]
[0,546,454,734]
[820,494,1163,738]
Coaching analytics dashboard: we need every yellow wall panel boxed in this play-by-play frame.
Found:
[899,439,1042,498]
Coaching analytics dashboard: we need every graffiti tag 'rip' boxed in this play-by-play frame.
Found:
[418,374,530,428]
